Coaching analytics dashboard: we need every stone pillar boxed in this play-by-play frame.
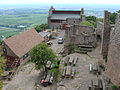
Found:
[101,10,111,59]
[64,26,71,55]
[81,8,86,22]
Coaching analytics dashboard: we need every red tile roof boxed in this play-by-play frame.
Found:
[52,10,81,14]
[3,29,44,58]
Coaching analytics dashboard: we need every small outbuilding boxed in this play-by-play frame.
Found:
[3,29,44,67]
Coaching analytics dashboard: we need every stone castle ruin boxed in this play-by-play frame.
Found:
[47,6,120,87]
[97,11,120,87]
[106,13,120,87]
[64,24,97,54]
[100,11,111,59]
[64,9,120,87]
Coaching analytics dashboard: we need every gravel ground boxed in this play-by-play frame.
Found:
[58,53,99,90]
[57,42,103,90]
[3,63,40,90]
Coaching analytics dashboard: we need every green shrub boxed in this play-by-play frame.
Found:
[111,85,118,90]
[80,21,94,27]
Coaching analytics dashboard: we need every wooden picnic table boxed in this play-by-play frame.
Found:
[64,56,70,65]
[92,79,99,90]
[68,56,74,65]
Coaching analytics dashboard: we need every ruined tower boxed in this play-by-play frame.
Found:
[107,14,120,87]
[101,11,111,59]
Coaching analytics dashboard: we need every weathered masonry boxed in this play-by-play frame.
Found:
[48,6,85,30]
[64,24,97,54]
[100,11,111,59]
[107,13,120,87]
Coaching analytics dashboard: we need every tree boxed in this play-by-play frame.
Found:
[110,12,117,24]
[34,24,48,32]
[109,10,120,24]
[0,52,6,90]
[86,16,97,22]
[97,18,103,22]
[30,43,56,72]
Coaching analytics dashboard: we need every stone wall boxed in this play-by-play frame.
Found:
[66,18,81,25]
[107,14,120,86]
[65,25,96,49]
[101,11,111,58]
[96,21,104,38]
[3,42,17,57]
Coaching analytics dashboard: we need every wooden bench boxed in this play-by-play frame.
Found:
[73,57,78,66]
[65,66,72,78]
[71,67,76,78]
[62,67,66,78]
[92,79,99,90]
[89,64,93,73]
[88,80,93,90]
[92,64,98,74]
[49,72,54,83]
[98,79,103,90]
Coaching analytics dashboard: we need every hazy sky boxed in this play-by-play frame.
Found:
[0,0,120,5]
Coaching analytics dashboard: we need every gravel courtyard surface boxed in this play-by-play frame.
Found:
[3,63,40,90]
[58,52,101,90]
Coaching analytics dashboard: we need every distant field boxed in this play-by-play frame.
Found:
[0,14,47,26]
[0,13,47,38]
[0,27,22,38]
